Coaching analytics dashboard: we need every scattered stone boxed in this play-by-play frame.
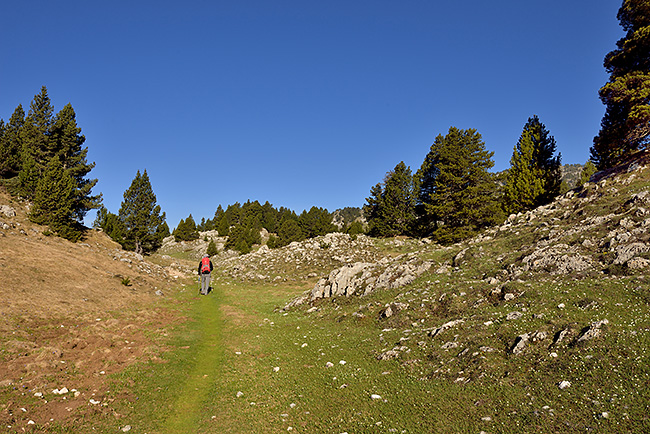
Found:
[441,341,459,350]
[558,380,571,389]
[428,319,464,338]
[577,319,609,343]
[506,311,523,321]
[121,426,132,432]
[236,391,244,398]
[377,350,400,360]
[155,290,164,296]
[511,334,529,355]
[379,302,409,319]
[370,394,382,400]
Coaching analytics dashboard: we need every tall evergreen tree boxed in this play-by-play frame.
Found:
[364,162,416,237]
[18,87,55,196]
[591,0,650,169]
[118,170,166,254]
[29,156,81,241]
[503,115,562,214]
[49,103,102,220]
[276,219,304,247]
[415,127,502,244]
[173,214,199,242]
[0,105,25,178]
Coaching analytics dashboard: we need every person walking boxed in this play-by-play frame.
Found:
[198,254,213,295]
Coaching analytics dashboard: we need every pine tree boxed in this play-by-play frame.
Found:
[118,170,166,254]
[591,0,650,169]
[503,116,562,214]
[173,214,199,242]
[207,239,219,256]
[49,103,102,220]
[94,206,128,243]
[29,156,81,241]
[363,183,386,236]
[578,161,598,186]
[277,219,303,247]
[0,105,25,178]
[18,87,55,197]
[363,162,417,237]
[416,127,502,243]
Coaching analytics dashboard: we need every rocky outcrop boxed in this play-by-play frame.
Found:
[284,253,433,309]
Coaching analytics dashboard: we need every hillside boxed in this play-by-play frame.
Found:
[1,153,649,432]
[205,153,650,432]
[0,190,192,431]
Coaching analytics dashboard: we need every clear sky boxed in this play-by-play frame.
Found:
[0,1,623,228]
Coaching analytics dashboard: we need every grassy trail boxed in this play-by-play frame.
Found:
[161,288,225,433]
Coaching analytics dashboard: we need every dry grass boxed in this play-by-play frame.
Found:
[0,187,188,432]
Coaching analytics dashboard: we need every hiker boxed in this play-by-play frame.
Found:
[198,254,213,295]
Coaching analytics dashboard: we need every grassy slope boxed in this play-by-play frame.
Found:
[99,273,648,433]
[122,159,647,433]
[3,158,650,433]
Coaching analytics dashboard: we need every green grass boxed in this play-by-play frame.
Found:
[73,267,646,433]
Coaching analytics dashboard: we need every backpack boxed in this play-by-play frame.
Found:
[201,257,211,273]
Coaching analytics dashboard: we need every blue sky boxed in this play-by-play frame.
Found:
[1,1,623,228]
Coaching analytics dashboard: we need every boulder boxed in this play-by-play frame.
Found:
[0,205,16,217]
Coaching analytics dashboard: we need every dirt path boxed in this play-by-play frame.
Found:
[161,289,224,433]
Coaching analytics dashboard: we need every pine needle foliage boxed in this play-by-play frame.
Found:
[591,0,650,169]
[364,161,417,237]
[118,170,166,255]
[2,87,101,239]
[29,157,82,241]
[415,127,502,244]
[503,115,562,215]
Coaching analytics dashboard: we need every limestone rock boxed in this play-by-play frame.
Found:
[0,205,16,217]
[577,319,609,343]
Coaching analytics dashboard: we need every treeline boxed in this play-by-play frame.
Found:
[173,201,362,254]
[0,86,101,241]
[364,119,594,244]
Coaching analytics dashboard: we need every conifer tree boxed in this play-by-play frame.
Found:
[207,239,219,257]
[29,156,81,241]
[49,103,102,220]
[94,206,126,245]
[18,87,55,196]
[173,214,199,242]
[364,162,416,237]
[578,161,598,186]
[364,183,386,236]
[503,116,562,214]
[591,0,650,169]
[277,219,303,247]
[118,170,166,254]
[0,105,25,178]
[415,127,502,243]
